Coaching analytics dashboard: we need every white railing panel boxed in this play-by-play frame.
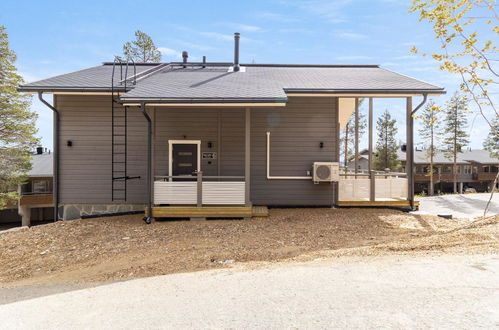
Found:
[154,181,246,205]
[375,178,408,199]
[154,181,197,204]
[339,178,408,200]
[202,182,245,205]
[338,179,370,200]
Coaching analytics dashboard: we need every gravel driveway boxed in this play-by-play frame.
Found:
[417,193,499,218]
[1,254,498,329]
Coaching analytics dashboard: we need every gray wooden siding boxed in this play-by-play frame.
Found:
[57,95,147,204]
[250,97,338,205]
[57,95,338,206]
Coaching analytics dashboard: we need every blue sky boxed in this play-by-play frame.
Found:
[0,0,493,150]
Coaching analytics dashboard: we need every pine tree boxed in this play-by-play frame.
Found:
[374,110,399,171]
[418,100,441,195]
[340,99,366,172]
[120,30,161,63]
[484,116,499,159]
[442,92,469,193]
[0,26,39,210]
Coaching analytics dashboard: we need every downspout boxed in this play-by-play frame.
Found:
[38,92,59,221]
[140,102,154,224]
[407,93,428,210]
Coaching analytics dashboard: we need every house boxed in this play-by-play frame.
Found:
[18,33,445,223]
[398,149,499,194]
[0,147,54,226]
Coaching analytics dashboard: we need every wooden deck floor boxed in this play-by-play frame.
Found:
[337,199,419,210]
[149,205,269,218]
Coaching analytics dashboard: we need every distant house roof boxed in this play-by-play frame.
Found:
[397,149,499,165]
[19,62,445,103]
[28,153,53,177]
[348,148,498,165]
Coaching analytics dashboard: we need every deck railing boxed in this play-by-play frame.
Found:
[154,172,246,206]
[338,172,408,201]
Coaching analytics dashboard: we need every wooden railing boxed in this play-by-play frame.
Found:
[154,173,246,206]
[20,193,53,206]
[473,172,499,181]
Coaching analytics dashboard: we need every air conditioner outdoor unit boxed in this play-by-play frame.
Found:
[313,162,340,183]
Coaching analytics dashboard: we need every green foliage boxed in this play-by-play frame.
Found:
[374,110,399,171]
[417,100,442,195]
[340,99,366,167]
[442,92,469,158]
[0,26,38,209]
[484,116,499,158]
[410,0,498,129]
[120,30,161,63]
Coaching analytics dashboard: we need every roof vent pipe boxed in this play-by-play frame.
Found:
[202,56,206,68]
[182,51,188,68]
[233,32,240,72]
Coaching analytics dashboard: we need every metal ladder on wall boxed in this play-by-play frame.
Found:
[111,58,139,201]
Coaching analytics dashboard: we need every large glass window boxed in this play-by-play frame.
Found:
[33,180,49,193]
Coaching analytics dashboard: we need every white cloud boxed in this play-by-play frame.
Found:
[254,11,300,22]
[200,32,234,42]
[335,55,373,61]
[215,22,262,32]
[336,32,367,40]
[279,0,352,23]
[158,47,182,59]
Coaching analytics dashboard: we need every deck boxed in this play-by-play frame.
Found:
[337,198,419,210]
[147,205,269,219]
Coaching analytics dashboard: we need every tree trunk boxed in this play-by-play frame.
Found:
[344,123,349,175]
[429,146,434,196]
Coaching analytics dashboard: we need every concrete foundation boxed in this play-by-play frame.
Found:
[59,204,145,220]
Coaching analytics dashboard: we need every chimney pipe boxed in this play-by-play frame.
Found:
[202,56,206,68]
[182,51,188,68]
[233,32,240,72]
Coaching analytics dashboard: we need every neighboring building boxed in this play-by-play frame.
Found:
[398,149,499,194]
[346,148,498,194]
[0,147,54,226]
[18,33,445,221]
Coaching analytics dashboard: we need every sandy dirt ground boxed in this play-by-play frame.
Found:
[0,208,498,290]
[1,254,498,329]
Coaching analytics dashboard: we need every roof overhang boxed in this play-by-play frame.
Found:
[122,102,287,107]
[17,87,124,95]
[286,89,446,97]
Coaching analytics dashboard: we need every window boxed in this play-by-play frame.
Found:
[442,165,452,173]
[33,180,49,193]
[463,165,472,174]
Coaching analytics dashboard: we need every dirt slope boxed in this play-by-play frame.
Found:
[1,208,497,287]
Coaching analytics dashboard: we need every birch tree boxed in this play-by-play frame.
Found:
[0,26,38,210]
[417,100,441,195]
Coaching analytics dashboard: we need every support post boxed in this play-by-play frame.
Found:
[406,97,415,209]
[197,171,203,207]
[245,107,251,206]
[354,98,359,179]
[19,205,30,227]
[368,98,375,202]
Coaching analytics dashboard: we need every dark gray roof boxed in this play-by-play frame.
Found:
[28,153,53,177]
[20,64,157,92]
[397,149,499,165]
[19,62,445,102]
